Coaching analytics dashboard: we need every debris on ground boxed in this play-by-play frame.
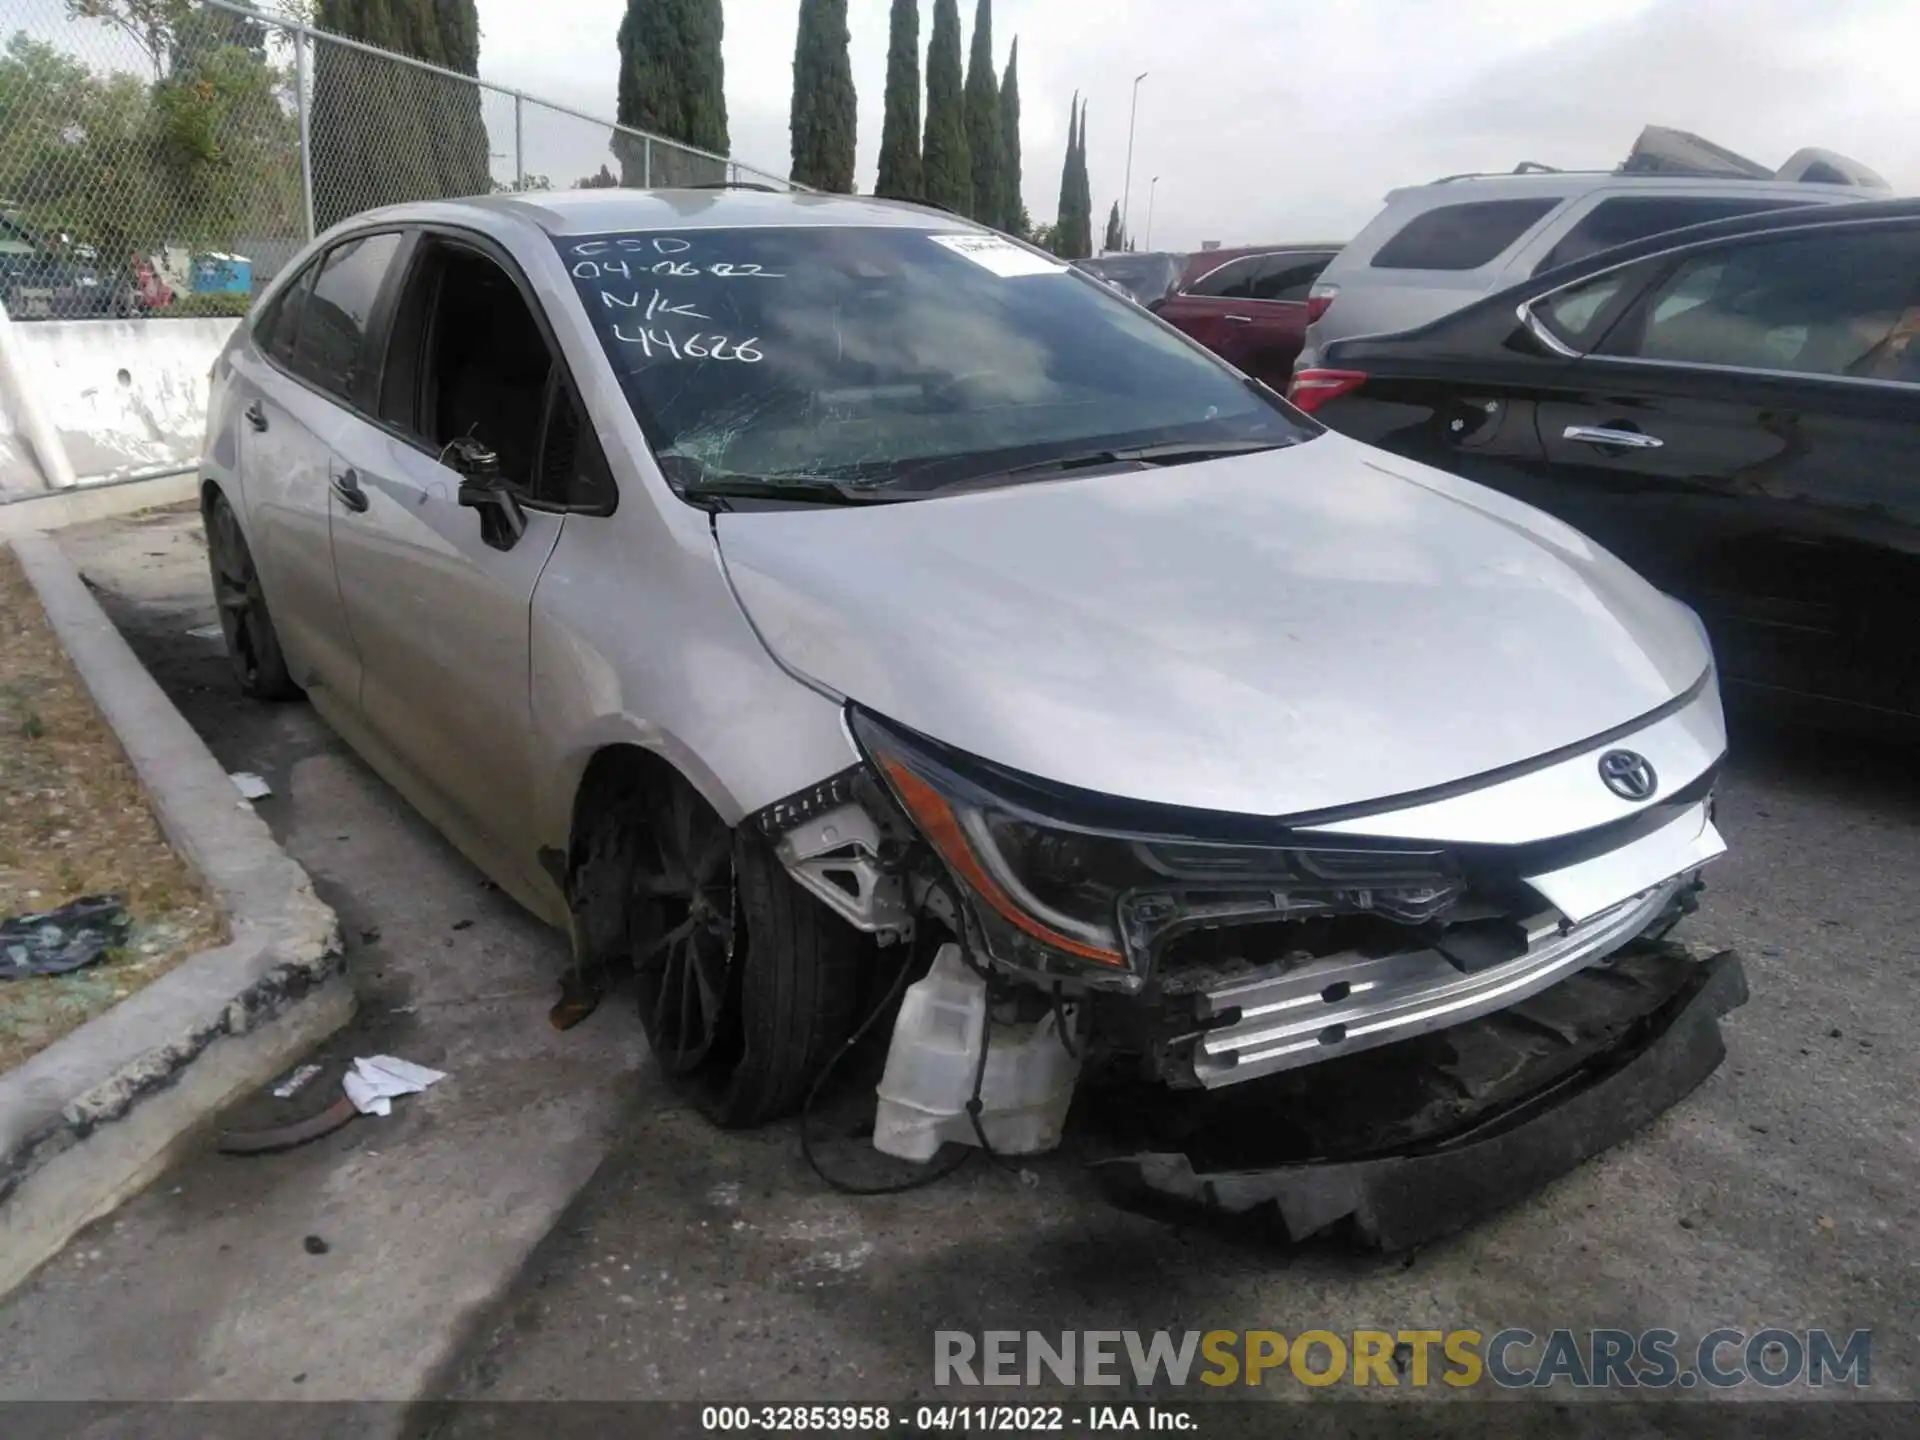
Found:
[342,1054,447,1116]
[185,623,224,641]
[218,1095,359,1155]
[220,1054,446,1155]
[303,1234,330,1255]
[229,771,271,800]
[549,969,604,1030]
[271,1062,323,1099]
[0,895,131,980]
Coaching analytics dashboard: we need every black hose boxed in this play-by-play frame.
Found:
[799,940,975,1195]
[963,992,1010,1170]
[1051,984,1079,1060]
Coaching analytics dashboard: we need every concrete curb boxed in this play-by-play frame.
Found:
[0,531,352,1301]
[0,470,200,539]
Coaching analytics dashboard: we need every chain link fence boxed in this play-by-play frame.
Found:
[0,0,796,322]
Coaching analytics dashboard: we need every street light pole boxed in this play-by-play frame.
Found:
[1144,176,1160,250]
[1121,71,1148,249]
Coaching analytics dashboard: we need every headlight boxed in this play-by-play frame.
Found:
[850,709,1463,984]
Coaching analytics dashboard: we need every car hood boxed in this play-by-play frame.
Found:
[713,433,1710,818]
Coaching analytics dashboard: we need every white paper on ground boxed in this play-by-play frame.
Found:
[928,233,1067,278]
[342,1054,448,1117]
[271,1062,322,1099]
[229,771,272,800]
[187,623,224,641]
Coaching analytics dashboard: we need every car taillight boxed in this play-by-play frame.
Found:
[1286,368,1368,414]
[1306,285,1338,324]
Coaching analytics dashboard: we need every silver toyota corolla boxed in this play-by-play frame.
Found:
[201,189,1726,1133]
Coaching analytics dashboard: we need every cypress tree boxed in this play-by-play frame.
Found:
[1052,94,1077,258]
[874,0,921,199]
[790,0,856,191]
[614,0,730,188]
[1103,201,1122,253]
[997,38,1024,236]
[921,0,970,212]
[1070,98,1093,258]
[962,0,999,225]
[311,0,491,229]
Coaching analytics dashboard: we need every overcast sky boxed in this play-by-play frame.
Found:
[472,0,1920,249]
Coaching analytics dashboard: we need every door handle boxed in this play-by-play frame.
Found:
[330,467,370,513]
[1563,424,1663,450]
[1224,314,1255,324]
[245,400,268,432]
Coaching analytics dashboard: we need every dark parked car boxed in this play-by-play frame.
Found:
[1291,199,1920,725]
[1075,251,1186,307]
[1154,244,1342,389]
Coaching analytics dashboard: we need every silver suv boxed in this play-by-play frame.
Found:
[1297,171,1875,371]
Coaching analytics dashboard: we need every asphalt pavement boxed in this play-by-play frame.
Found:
[2,504,1914,1416]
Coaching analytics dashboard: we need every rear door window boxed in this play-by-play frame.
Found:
[255,263,317,368]
[1602,227,1920,383]
[287,232,404,405]
[1534,269,1638,349]
[1185,256,1263,298]
[1534,196,1810,274]
[1249,256,1332,303]
[1371,198,1561,271]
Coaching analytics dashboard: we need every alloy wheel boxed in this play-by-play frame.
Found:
[632,780,741,1075]
[207,501,268,689]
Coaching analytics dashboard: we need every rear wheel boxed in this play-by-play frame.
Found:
[623,770,862,1128]
[204,491,300,701]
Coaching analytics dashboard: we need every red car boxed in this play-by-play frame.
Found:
[1153,244,1343,389]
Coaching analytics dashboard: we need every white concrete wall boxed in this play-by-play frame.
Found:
[0,318,237,500]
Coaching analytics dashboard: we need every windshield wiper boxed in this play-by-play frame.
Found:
[674,471,903,510]
[919,438,1292,493]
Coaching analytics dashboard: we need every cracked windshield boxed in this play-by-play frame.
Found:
[559,226,1307,499]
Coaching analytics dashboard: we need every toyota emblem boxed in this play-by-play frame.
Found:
[1598,749,1658,802]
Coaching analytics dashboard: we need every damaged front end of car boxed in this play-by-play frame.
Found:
[747,701,1743,1241]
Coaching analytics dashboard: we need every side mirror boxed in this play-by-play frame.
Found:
[448,437,527,551]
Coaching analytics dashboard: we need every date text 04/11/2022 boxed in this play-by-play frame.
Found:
[698,1404,1198,1432]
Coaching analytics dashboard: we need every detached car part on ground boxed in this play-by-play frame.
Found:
[199,190,1742,1241]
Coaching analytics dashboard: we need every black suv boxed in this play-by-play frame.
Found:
[1291,199,1920,727]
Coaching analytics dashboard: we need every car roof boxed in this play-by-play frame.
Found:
[1190,242,1343,264]
[1383,171,1882,205]
[346,188,977,237]
[1523,193,1920,285]
[1324,196,1920,357]
[1180,243,1343,283]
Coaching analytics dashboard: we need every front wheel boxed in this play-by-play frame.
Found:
[203,490,301,701]
[625,771,862,1128]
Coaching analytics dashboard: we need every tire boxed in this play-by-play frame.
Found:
[204,490,301,701]
[621,768,862,1128]
[707,837,865,1127]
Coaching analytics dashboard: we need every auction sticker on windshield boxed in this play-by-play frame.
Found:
[928,233,1067,278]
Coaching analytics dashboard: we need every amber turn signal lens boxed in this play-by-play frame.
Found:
[879,757,1127,967]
